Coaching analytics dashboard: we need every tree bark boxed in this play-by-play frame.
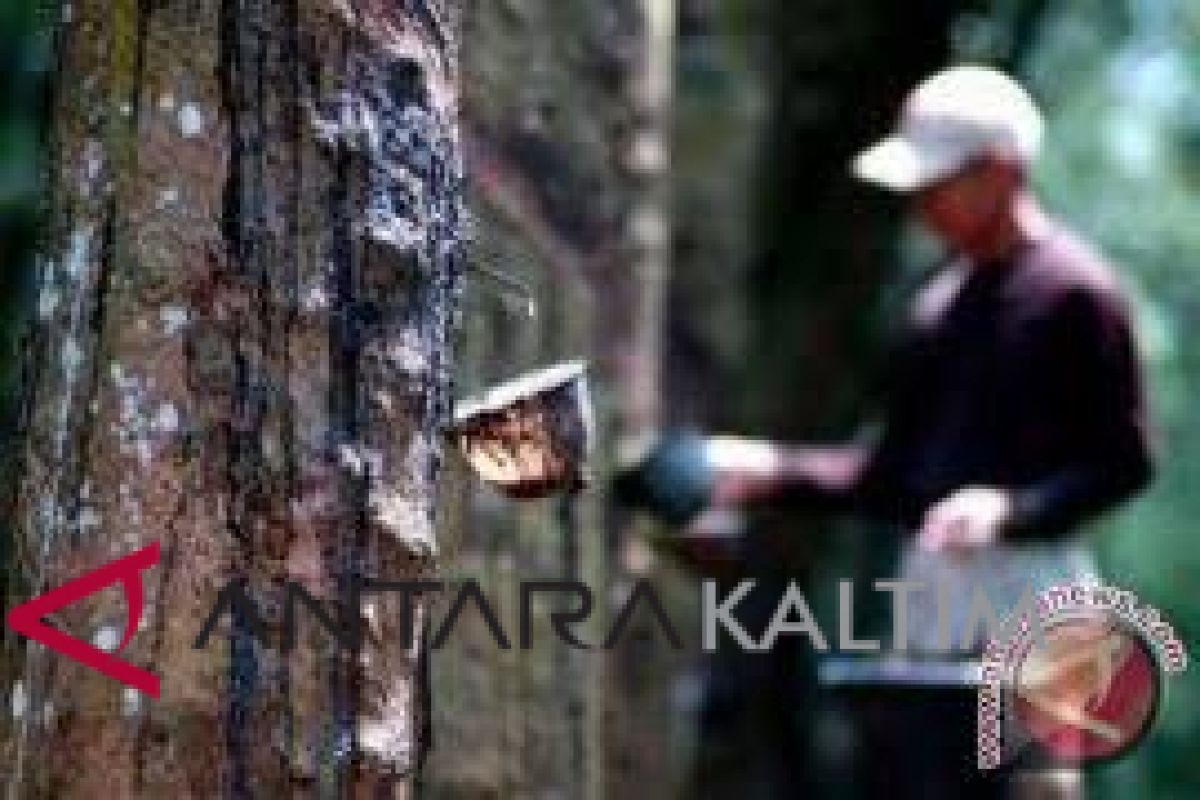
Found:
[417,1,679,797]
[2,0,462,797]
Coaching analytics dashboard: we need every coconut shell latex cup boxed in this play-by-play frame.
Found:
[449,361,593,499]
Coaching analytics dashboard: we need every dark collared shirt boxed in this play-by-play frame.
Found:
[852,226,1153,539]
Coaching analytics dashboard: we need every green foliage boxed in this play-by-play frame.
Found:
[1012,1,1200,795]
[0,0,46,556]
[0,0,45,367]
[0,0,46,599]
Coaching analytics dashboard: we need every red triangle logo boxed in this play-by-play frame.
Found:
[5,542,161,697]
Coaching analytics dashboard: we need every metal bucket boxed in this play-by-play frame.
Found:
[449,361,593,499]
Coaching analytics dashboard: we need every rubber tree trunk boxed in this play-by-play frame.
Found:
[2,0,462,797]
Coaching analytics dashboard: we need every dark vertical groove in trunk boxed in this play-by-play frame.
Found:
[277,0,303,776]
[415,623,434,778]
[218,0,254,791]
[218,0,242,268]
[327,121,358,791]
[226,619,258,799]
[132,0,152,123]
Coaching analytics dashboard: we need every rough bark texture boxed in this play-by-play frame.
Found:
[2,0,463,796]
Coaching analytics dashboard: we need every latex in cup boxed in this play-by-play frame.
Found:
[450,361,593,500]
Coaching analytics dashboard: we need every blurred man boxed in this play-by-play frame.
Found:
[715,65,1151,600]
[708,66,1153,796]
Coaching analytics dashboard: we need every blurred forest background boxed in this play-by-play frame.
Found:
[3,0,1200,797]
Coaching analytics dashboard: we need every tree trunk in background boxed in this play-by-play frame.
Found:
[1,0,462,796]
[424,1,678,797]
[668,1,972,795]
[601,0,677,795]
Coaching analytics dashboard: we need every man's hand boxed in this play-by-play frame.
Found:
[710,470,783,506]
[918,485,1014,554]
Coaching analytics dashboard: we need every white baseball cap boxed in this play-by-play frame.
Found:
[852,65,1044,192]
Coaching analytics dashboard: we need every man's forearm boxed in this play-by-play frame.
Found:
[707,438,868,506]
[1006,455,1152,541]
